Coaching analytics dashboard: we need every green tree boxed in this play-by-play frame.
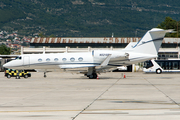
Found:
[157,17,176,29]
[0,44,11,55]
[49,34,55,37]
[38,32,47,37]
[157,17,180,37]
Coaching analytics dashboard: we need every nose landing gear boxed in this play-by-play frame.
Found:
[44,72,47,78]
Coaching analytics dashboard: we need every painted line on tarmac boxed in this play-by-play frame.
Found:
[143,77,180,108]
[0,109,80,113]
[72,78,122,120]
[1,108,179,113]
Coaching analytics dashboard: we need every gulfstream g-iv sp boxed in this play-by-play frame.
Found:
[3,28,172,79]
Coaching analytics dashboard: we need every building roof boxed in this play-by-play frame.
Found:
[30,37,141,44]
[30,37,180,44]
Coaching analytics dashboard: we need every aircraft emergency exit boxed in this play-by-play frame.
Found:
[3,28,172,79]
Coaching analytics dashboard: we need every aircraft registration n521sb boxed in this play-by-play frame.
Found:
[3,28,172,79]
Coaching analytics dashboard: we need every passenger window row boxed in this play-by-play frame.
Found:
[38,57,83,62]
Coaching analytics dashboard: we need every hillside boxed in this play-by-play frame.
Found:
[0,0,180,37]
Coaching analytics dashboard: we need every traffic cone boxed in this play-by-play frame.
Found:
[97,75,99,79]
[124,73,126,78]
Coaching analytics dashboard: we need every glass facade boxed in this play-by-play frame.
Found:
[158,52,178,60]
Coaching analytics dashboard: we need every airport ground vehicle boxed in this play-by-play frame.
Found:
[143,59,180,74]
[5,69,31,79]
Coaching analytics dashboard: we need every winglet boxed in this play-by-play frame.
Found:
[100,54,112,67]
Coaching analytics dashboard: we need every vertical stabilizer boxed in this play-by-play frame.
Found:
[131,28,172,55]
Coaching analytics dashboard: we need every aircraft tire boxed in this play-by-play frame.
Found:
[93,73,97,79]
[89,75,94,79]
[156,69,162,74]
[89,73,97,79]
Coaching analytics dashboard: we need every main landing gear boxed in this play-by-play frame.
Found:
[87,73,97,79]
[86,67,98,79]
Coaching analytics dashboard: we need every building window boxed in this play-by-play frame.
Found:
[38,58,42,62]
[62,58,67,61]
[78,57,83,61]
[54,58,58,62]
[46,58,50,62]
[70,57,75,62]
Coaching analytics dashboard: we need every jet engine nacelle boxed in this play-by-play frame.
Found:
[92,50,128,62]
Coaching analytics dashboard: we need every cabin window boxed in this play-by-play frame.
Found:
[54,58,58,62]
[62,58,67,61]
[46,58,50,62]
[38,58,42,62]
[70,57,75,62]
[78,57,83,61]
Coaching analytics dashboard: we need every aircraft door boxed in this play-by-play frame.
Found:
[23,56,30,68]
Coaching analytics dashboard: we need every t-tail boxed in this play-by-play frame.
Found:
[127,28,173,55]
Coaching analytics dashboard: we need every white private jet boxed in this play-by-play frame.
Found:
[3,28,172,79]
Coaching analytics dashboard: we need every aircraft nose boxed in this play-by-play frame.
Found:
[3,62,11,68]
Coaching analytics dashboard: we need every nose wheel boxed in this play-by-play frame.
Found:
[44,72,47,78]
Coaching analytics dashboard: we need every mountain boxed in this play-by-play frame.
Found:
[0,0,180,37]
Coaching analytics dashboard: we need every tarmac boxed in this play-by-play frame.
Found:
[0,71,180,120]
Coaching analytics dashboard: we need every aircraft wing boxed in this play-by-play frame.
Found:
[100,54,112,66]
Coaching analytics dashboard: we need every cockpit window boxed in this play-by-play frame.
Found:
[15,56,22,60]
